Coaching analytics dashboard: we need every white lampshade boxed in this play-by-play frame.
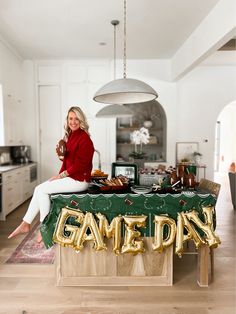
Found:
[94,78,158,105]
[96,104,133,118]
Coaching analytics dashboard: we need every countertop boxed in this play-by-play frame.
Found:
[0,162,36,174]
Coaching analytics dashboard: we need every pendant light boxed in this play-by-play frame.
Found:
[94,0,158,105]
[96,20,133,118]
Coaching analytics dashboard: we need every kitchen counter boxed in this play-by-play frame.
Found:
[0,162,36,173]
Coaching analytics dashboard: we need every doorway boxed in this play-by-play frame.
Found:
[214,101,236,205]
[214,101,236,173]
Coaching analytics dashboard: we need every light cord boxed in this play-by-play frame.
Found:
[114,22,116,79]
[123,0,127,79]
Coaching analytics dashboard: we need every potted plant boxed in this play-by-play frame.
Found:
[129,127,150,160]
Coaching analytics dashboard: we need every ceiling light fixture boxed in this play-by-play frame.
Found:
[93,0,158,105]
[96,20,133,118]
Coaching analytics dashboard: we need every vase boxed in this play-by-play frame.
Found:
[194,155,201,165]
[143,120,153,128]
[133,158,145,169]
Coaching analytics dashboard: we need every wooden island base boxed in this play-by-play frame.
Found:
[55,240,212,287]
[55,238,173,286]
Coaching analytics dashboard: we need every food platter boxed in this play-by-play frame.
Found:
[131,186,152,194]
[91,175,108,180]
[100,185,129,192]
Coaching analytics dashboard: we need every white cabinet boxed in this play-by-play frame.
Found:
[0,39,24,146]
[38,65,61,84]
[0,164,37,221]
[0,93,24,146]
[21,166,32,202]
[22,164,37,202]
[1,168,23,219]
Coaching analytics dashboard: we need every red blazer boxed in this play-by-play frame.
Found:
[59,129,94,182]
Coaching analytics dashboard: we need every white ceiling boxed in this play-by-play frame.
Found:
[0,0,221,60]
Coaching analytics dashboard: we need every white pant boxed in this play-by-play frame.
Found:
[23,178,89,224]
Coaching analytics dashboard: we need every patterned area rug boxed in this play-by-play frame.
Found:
[6,222,55,264]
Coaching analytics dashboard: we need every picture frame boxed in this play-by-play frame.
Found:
[176,142,199,164]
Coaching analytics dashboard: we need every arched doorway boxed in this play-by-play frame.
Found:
[214,101,236,173]
[214,100,236,207]
[116,100,167,164]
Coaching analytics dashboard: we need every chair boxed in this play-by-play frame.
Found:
[228,172,236,210]
[198,178,221,197]
[198,178,221,279]
[184,178,221,281]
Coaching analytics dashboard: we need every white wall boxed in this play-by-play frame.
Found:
[177,64,236,179]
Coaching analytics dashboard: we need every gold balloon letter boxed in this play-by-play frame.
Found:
[96,213,123,254]
[74,212,106,252]
[121,215,147,254]
[185,206,221,248]
[53,207,84,248]
[152,215,176,253]
[175,211,204,256]
[175,206,221,256]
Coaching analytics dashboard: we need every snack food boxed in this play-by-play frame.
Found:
[91,169,108,178]
[99,177,127,186]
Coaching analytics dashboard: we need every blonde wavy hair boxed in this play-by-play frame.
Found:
[64,106,90,139]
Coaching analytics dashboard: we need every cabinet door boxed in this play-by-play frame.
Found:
[1,169,20,217]
[13,98,24,145]
[13,168,24,207]
[1,93,24,145]
[2,168,23,216]
[22,166,31,202]
[22,165,37,201]
[2,93,14,145]
[2,181,15,216]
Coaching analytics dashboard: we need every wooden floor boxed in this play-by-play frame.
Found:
[0,172,235,314]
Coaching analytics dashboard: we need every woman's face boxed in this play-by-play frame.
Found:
[68,111,80,132]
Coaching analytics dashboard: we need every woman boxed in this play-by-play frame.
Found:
[8,106,94,239]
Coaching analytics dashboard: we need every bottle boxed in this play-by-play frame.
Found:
[170,170,178,185]
[186,172,196,188]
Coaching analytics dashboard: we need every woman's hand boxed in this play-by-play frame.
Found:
[49,171,68,181]
[49,174,61,181]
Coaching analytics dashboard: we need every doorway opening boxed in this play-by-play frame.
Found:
[214,101,236,174]
[214,100,236,205]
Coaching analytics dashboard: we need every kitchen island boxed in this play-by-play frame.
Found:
[41,192,218,287]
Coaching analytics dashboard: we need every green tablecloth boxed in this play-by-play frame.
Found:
[40,192,216,248]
